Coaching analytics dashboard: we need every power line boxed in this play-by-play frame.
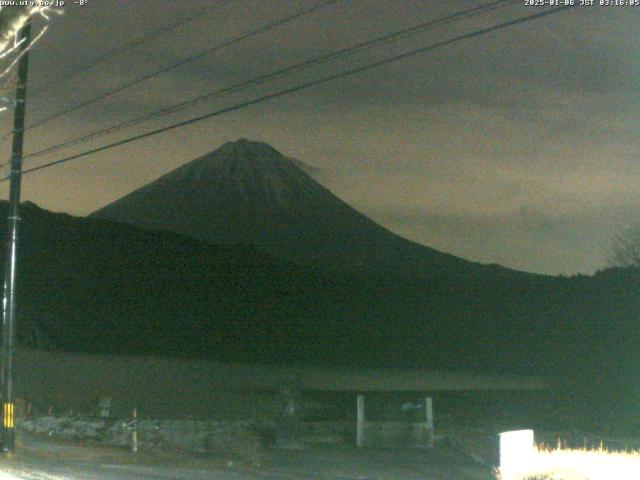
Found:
[0,0,233,148]
[11,5,575,180]
[30,0,233,95]
[25,0,515,161]
[9,0,340,141]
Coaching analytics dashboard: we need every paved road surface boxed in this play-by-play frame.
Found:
[0,458,250,479]
[0,436,493,480]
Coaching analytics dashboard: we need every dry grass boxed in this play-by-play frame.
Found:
[13,346,543,420]
[496,445,640,480]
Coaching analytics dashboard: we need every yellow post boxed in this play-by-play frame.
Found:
[3,403,14,429]
[131,407,138,453]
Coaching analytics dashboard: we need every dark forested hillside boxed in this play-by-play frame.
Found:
[2,201,637,406]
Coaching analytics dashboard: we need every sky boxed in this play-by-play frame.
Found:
[0,0,638,276]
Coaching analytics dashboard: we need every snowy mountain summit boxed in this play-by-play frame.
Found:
[92,138,489,275]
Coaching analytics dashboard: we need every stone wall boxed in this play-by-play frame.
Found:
[18,415,272,456]
[17,415,353,457]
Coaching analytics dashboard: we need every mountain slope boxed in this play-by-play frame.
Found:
[2,202,525,369]
[91,139,504,277]
[0,200,636,419]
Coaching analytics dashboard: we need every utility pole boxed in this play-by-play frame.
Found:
[2,20,31,454]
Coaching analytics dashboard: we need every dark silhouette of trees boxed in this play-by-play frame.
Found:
[609,224,640,268]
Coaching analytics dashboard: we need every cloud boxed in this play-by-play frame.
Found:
[6,0,638,275]
[318,168,640,275]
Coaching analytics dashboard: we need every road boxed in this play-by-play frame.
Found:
[1,433,493,480]
[0,448,493,480]
[0,458,249,479]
